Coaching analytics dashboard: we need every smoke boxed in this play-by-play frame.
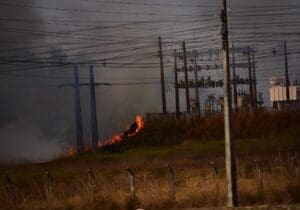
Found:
[0,0,37,44]
[0,0,299,164]
[0,0,163,163]
[0,122,63,164]
[0,0,75,163]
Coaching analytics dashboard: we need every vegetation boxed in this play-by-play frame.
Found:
[129,111,300,146]
[0,111,299,210]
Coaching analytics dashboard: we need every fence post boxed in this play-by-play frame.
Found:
[125,168,136,201]
[295,160,299,178]
[45,171,54,200]
[254,160,263,193]
[88,169,96,203]
[5,174,17,202]
[210,162,220,193]
[166,164,176,200]
[210,162,219,178]
[288,152,298,177]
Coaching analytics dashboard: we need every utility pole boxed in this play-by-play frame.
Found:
[231,44,238,109]
[247,46,254,112]
[251,45,258,109]
[193,29,200,115]
[193,57,200,115]
[89,65,99,151]
[159,36,167,114]
[284,40,290,104]
[174,50,180,117]
[73,66,84,154]
[60,66,110,153]
[221,0,238,207]
[182,42,191,113]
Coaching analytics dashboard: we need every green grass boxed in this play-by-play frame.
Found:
[75,134,299,162]
[0,111,299,209]
[1,124,299,185]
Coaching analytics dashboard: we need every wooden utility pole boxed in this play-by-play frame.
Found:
[182,42,191,113]
[251,45,258,108]
[231,44,238,109]
[73,66,84,154]
[247,46,254,112]
[89,65,99,151]
[159,36,167,114]
[193,58,200,115]
[221,0,238,206]
[174,50,180,117]
[284,40,290,103]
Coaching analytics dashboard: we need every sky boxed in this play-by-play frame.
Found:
[0,0,299,163]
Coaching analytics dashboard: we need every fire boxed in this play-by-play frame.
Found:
[99,115,144,147]
[128,115,144,137]
[67,116,145,154]
[67,146,76,157]
[105,133,123,145]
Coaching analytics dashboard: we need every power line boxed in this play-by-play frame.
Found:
[0,1,215,17]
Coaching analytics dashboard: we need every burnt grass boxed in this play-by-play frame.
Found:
[0,111,300,210]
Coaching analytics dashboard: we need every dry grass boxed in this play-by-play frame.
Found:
[135,111,300,146]
[0,153,299,210]
[0,111,299,209]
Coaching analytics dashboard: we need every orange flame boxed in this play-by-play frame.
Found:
[67,146,76,157]
[99,115,144,147]
[128,115,144,137]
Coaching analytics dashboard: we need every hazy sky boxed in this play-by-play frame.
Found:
[0,0,299,163]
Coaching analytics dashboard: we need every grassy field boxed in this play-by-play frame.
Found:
[0,111,299,210]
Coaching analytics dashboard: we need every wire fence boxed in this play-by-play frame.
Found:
[1,155,299,208]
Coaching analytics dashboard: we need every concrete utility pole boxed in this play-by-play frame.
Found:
[193,57,201,115]
[73,66,84,154]
[231,44,238,109]
[221,0,238,207]
[89,65,99,151]
[247,46,255,112]
[158,36,167,114]
[251,45,258,108]
[174,50,180,117]
[284,40,290,103]
[182,42,191,113]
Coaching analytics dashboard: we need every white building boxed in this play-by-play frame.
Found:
[269,77,300,111]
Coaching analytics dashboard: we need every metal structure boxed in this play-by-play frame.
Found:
[173,45,257,115]
[158,36,167,114]
[183,42,191,113]
[89,66,99,152]
[284,40,290,103]
[73,66,84,154]
[173,50,180,117]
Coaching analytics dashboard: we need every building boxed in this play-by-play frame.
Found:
[269,77,300,111]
